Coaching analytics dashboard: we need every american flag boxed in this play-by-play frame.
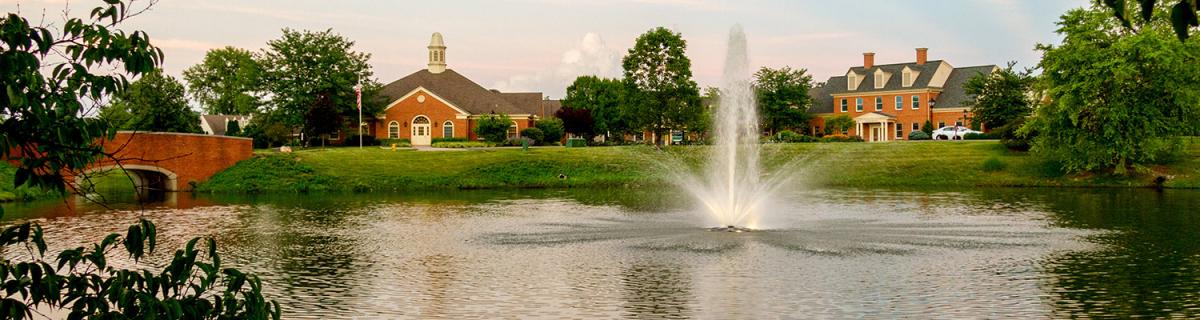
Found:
[355,85,362,111]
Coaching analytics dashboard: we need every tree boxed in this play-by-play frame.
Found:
[1029,5,1200,173]
[824,115,855,135]
[101,70,202,133]
[535,117,565,144]
[260,29,377,132]
[0,2,279,318]
[183,46,264,115]
[963,62,1034,131]
[1100,0,1199,40]
[304,91,343,147]
[754,66,815,135]
[562,76,629,136]
[555,106,595,139]
[226,119,243,136]
[621,27,703,145]
[520,127,545,144]
[475,114,513,143]
[922,120,935,135]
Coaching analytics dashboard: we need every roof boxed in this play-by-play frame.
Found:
[200,115,250,136]
[807,62,998,114]
[378,69,544,115]
[935,65,998,108]
[541,100,562,118]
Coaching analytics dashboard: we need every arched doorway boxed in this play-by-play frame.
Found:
[412,115,432,146]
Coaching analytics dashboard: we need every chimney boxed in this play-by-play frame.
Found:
[863,52,875,69]
[916,48,928,65]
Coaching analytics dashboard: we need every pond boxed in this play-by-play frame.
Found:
[3,187,1200,318]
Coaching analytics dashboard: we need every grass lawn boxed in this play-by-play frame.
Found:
[195,140,1200,194]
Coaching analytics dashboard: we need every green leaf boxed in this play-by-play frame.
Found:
[1105,0,1134,28]
[1139,0,1157,21]
[1171,1,1197,40]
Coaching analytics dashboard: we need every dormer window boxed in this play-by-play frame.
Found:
[847,74,857,90]
[874,73,884,89]
[902,70,912,87]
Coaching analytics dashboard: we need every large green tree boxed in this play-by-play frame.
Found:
[1100,0,1199,40]
[1029,5,1200,173]
[621,27,703,145]
[260,29,378,134]
[563,76,629,137]
[183,46,264,115]
[754,66,814,135]
[962,62,1034,131]
[100,70,202,133]
[0,2,279,319]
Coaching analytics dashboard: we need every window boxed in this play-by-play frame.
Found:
[895,96,903,110]
[938,122,945,128]
[842,128,849,135]
[912,123,920,131]
[955,121,963,127]
[896,123,903,138]
[911,95,920,110]
[855,98,863,112]
[848,75,856,90]
[507,122,519,139]
[443,121,454,138]
[840,99,848,112]
[902,70,912,87]
[388,121,399,139]
[874,97,883,111]
[874,73,884,89]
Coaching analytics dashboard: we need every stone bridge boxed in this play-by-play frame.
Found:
[71,132,253,192]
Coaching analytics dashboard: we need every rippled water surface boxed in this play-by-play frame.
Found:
[4,188,1200,318]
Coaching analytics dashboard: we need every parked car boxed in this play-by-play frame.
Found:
[931,126,981,140]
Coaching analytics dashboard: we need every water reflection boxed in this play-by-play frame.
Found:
[2,188,1199,318]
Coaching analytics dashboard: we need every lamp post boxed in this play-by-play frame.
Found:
[354,83,363,149]
[959,109,969,141]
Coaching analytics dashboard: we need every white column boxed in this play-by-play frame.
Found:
[880,121,886,141]
[856,122,862,138]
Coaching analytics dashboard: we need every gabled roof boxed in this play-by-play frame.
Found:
[541,100,562,118]
[378,69,543,115]
[845,60,947,92]
[808,63,998,114]
[200,115,250,136]
[935,65,999,108]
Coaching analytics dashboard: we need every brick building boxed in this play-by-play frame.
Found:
[370,33,560,146]
[807,48,997,141]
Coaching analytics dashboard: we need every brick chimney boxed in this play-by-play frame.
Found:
[916,48,928,65]
[863,52,875,69]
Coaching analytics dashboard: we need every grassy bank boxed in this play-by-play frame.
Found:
[195,141,1200,194]
[0,164,62,202]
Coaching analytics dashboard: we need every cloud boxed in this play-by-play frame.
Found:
[153,38,222,52]
[491,33,621,98]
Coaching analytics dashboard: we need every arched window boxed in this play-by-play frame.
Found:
[507,121,519,139]
[388,121,400,139]
[443,121,454,138]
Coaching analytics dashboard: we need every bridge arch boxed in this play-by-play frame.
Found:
[76,164,180,192]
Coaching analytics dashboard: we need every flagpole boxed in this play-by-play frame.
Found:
[355,83,363,149]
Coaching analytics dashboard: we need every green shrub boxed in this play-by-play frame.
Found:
[774,130,817,143]
[379,139,411,147]
[908,130,932,140]
[821,134,864,143]
[982,156,1007,172]
[503,136,535,146]
[520,127,545,144]
[963,132,999,140]
[432,137,468,143]
[535,117,565,144]
[475,114,512,143]
[999,118,1034,151]
[565,138,588,147]
[922,120,934,135]
[341,134,378,146]
[431,141,495,148]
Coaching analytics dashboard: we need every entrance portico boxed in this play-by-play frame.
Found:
[854,112,897,142]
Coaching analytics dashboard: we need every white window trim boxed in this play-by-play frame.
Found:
[894,96,902,110]
[911,95,920,110]
[912,123,920,131]
[874,97,883,111]
[874,73,884,89]
[902,71,912,87]
[840,99,848,112]
[443,120,454,137]
[847,74,857,90]
[855,98,863,112]
[388,121,400,139]
[895,124,903,138]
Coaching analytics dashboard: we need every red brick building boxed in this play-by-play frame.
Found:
[807,48,997,141]
[369,33,560,146]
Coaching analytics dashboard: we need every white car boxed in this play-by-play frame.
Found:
[931,126,981,140]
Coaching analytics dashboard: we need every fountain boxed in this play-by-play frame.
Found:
[677,25,790,230]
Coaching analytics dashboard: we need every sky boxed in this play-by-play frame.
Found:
[3,0,1091,99]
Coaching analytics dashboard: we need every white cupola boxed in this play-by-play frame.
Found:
[428,32,447,74]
